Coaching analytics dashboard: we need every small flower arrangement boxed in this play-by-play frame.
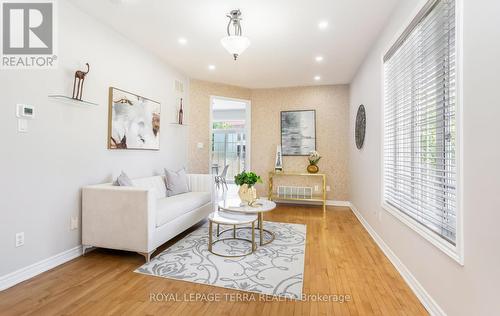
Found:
[308,151,321,165]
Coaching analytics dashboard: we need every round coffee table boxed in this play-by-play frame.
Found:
[218,198,277,246]
[207,211,258,257]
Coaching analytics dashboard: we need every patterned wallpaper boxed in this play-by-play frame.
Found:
[188,80,350,201]
[251,85,350,201]
[188,80,251,173]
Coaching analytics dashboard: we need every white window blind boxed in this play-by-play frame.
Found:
[383,0,457,244]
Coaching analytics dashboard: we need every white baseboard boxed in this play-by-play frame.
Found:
[348,202,446,316]
[0,245,82,292]
[326,200,351,207]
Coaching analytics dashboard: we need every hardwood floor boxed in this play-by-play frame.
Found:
[0,205,428,315]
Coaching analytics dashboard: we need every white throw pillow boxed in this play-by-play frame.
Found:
[164,168,189,196]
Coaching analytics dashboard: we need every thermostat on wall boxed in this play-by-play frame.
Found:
[16,104,35,119]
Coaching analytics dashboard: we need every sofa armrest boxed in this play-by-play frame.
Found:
[187,174,215,201]
[82,185,156,253]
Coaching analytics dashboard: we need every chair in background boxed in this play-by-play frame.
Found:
[215,164,229,191]
[211,163,219,175]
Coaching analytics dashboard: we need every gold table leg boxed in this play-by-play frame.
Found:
[208,219,257,258]
[323,174,327,214]
[216,213,275,247]
[258,212,275,246]
[251,221,256,251]
[208,220,213,252]
[259,213,264,246]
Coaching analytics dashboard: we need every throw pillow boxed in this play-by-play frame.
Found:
[164,168,189,196]
[114,171,133,186]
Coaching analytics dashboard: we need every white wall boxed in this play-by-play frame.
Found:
[0,1,188,277]
[349,0,500,315]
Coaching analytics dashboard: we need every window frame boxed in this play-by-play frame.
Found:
[380,0,464,265]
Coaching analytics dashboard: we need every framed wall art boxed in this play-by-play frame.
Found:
[108,87,161,150]
[280,110,316,156]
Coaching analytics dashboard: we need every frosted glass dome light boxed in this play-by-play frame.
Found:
[220,35,251,60]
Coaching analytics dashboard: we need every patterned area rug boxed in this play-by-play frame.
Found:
[135,221,306,299]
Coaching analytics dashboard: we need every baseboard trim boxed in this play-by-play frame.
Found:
[348,202,446,316]
[0,245,82,292]
[326,200,351,207]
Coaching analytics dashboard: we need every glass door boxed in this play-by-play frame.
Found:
[211,128,246,181]
[210,96,250,182]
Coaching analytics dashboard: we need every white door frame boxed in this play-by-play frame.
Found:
[209,95,252,175]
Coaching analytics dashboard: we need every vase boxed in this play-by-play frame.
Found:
[307,164,319,174]
[238,184,257,205]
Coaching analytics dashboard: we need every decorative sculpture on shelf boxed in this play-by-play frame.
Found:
[178,98,184,124]
[72,63,90,100]
[275,145,283,172]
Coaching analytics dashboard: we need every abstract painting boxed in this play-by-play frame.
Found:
[281,110,316,156]
[108,87,161,150]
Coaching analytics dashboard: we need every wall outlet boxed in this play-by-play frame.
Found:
[70,216,78,230]
[326,185,331,192]
[197,142,204,149]
[15,232,24,247]
[314,185,319,192]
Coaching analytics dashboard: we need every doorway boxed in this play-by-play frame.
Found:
[209,96,251,182]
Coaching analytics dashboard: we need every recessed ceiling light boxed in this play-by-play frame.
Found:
[315,56,324,62]
[208,64,216,70]
[318,21,329,30]
[314,75,321,81]
[178,37,187,45]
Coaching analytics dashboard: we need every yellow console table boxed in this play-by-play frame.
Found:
[268,171,327,213]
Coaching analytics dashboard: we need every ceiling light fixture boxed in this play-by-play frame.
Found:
[315,56,324,62]
[220,9,250,60]
[314,75,321,81]
[178,37,187,45]
[208,64,216,70]
[318,20,329,30]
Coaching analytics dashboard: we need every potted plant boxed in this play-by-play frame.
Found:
[307,151,321,173]
[234,171,263,205]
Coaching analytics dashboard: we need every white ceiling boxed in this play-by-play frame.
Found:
[70,0,398,89]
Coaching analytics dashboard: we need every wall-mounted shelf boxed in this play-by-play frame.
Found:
[169,122,188,126]
[48,95,98,106]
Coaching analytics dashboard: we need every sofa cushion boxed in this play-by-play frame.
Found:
[114,171,133,186]
[131,176,167,199]
[164,168,189,197]
[156,191,211,227]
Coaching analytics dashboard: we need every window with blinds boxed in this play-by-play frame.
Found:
[383,0,457,245]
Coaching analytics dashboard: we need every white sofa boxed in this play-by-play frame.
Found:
[82,174,214,262]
